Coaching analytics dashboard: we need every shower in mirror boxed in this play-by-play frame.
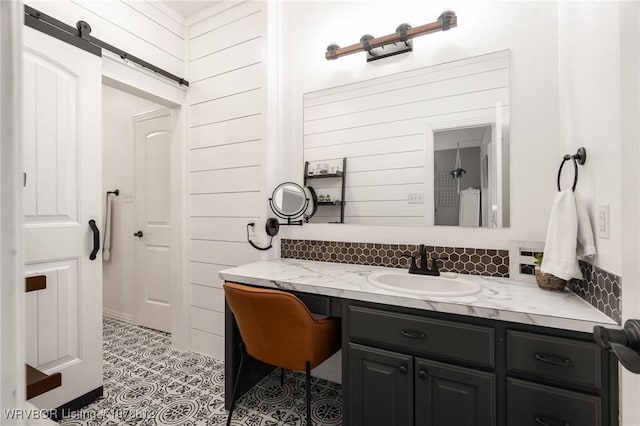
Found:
[433,124,508,228]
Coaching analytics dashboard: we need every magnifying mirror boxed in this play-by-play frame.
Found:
[269,182,309,225]
[304,186,318,222]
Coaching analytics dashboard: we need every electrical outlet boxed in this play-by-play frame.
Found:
[122,193,134,203]
[247,223,258,238]
[408,193,424,204]
[598,204,610,239]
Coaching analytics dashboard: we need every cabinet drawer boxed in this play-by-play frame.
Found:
[348,306,495,368]
[506,330,601,390]
[507,378,601,426]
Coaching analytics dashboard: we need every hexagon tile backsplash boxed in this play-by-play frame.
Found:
[280,239,622,324]
[569,260,622,324]
[280,239,510,278]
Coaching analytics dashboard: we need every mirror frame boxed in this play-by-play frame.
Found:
[269,182,310,225]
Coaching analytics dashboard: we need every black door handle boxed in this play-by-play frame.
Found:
[418,368,428,380]
[399,364,408,375]
[133,230,143,238]
[88,220,99,260]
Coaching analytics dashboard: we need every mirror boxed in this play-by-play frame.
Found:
[433,125,509,227]
[269,182,314,225]
[303,50,510,227]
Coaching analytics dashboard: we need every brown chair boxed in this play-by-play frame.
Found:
[223,282,341,426]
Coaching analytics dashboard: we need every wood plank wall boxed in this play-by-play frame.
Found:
[187,2,266,359]
[303,51,509,226]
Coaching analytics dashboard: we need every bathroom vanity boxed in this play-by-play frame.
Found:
[220,259,619,426]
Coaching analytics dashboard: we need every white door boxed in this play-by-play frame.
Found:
[133,109,173,333]
[23,27,103,408]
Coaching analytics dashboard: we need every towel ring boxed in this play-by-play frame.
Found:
[557,147,586,192]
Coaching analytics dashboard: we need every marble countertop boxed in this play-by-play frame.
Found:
[219,259,618,333]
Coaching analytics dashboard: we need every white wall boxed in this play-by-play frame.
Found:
[185,2,268,359]
[102,85,163,320]
[280,0,561,252]
[1,0,27,410]
[558,2,622,275]
[619,2,640,424]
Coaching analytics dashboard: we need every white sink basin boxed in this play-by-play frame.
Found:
[367,271,481,297]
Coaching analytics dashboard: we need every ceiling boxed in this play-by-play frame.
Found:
[162,1,215,19]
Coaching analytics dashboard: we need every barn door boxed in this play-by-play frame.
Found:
[23,26,103,408]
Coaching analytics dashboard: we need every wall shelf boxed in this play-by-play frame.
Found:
[305,171,343,179]
[304,158,347,223]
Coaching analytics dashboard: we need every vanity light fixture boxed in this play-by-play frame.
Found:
[326,10,457,62]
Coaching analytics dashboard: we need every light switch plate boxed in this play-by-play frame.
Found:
[408,193,424,204]
[598,204,610,239]
[122,193,134,203]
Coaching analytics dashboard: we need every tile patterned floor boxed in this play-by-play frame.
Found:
[58,317,342,425]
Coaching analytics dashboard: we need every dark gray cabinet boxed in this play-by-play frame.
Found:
[344,302,616,426]
[347,305,498,426]
[348,343,413,426]
[415,358,496,426]
[224,288,616,426]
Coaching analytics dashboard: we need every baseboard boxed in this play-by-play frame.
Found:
[102,308,133,323]
[50,386,103,421]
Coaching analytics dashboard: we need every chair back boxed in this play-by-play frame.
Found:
[224,282,328,371]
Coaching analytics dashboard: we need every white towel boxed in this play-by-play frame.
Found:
[103,193,114,261]
[575,192,597,257]
[541,189,596,280]
[459,187,480,227]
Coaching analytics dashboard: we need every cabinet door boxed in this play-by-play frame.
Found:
[415,358,496,426]
[348,343,413,426]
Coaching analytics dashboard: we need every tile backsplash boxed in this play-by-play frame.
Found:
[569,260,622,324]
[280,239,510,277]
[281,239,622,324]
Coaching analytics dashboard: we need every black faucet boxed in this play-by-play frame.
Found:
[402,245,444,276]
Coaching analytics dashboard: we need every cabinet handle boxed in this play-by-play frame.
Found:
[534,353,573,367]
[535,415,570,426]
[418,368,428,380]
[400,329,426,340]
[399,364,408,375]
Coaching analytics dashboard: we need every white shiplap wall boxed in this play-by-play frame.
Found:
[187,2,266,359]
[28,0,186,78]
[303,51,509,226]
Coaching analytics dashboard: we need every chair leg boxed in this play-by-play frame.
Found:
[227,342,246,426]
[280,367,285,387]
[305,361,311,426]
